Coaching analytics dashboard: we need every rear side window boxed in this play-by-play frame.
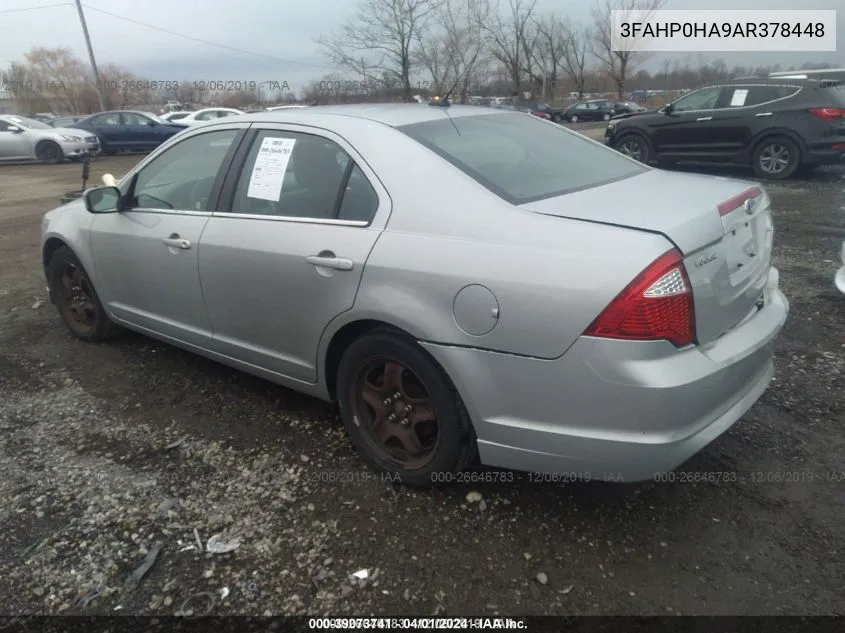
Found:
[229,130,379,223]
[398,113,646,204]
[735,85,800,107]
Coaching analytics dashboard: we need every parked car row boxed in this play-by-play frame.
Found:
[603,73,845,180]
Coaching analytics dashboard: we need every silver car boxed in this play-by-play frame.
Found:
[0,114,99,163]
[40,105,789,488]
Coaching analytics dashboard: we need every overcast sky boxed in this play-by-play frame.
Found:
[1,0,842,94]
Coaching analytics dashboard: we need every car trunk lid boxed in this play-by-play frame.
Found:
[521,169,774,345]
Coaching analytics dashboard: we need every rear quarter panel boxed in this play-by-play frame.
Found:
[321,119,675,360]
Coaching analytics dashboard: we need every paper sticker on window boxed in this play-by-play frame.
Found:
[730,89,748,107]
[246,137,296,201]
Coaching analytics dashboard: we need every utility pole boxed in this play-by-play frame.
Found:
[74,0,106,111]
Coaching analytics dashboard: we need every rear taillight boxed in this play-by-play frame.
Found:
[808,107,845,121]
[584,249,695,348]
[718,186,762,217]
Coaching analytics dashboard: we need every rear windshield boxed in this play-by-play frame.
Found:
[397,113,646,204]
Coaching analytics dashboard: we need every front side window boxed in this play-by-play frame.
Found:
[230,130,377,223]
[130,129,238,211]
[121,112,151,126]
[91,113,121,126]
[398,113,646,204]
[671,87,722,112]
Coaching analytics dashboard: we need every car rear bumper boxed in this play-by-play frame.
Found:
[422,267,788,482]
[805,136,845,165]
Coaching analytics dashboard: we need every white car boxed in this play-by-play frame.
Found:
[162,108,244,125]
[0,114,99,163]
[836,241,845,296]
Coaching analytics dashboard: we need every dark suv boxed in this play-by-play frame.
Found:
[604,77,845,179]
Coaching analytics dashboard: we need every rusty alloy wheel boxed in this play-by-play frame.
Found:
[348,357,440,470]
[56,262,98,336]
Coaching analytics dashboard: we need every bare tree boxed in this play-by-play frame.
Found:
[482,0,538,96]
[416,0,490,100]
[592,0,665,98]
[317,0,443,102]
[5,47,90,113]
[531,13,571,99]
[559,21,591,98]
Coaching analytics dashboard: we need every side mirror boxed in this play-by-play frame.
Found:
[663,102,675,114]
[7,125,23,133]
[146,120,157,127]
[84,186,122,213]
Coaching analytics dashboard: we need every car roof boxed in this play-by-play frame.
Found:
[229,103,501,128]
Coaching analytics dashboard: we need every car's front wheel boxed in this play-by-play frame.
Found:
[36,140,64,164]
[603,113,611,121]
[615,133,652,163]
[47,246,122,342]
[336,329,477,488]
[752,136,800,180]
[552,113,561,123]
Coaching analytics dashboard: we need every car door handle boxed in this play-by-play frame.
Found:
[755,112,773,117]
[162,236,191,249]
[696,116,712,121]
[305,254,354,271]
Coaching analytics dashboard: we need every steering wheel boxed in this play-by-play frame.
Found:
[188,176,215,211]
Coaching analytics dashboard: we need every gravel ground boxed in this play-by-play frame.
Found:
[0,148,844,617]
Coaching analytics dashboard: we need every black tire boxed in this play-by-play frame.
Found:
[47,245,122,342]
[569,114,579,123]
[615,132,652,164]
[752,136,801,180]
[552,113,561,123]
[36,140,64,164]
[336,329,477,489]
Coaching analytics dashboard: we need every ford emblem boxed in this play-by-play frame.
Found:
[744,198,756,214]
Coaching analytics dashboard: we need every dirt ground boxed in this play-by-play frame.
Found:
[1,144,844,617]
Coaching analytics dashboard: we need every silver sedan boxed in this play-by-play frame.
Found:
[0,114,99,163]
[40,104,789,488]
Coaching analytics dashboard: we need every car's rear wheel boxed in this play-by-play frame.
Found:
[752,136,800,180]
[552,113,561,123]
[568,114,579,123]
[616,133,651,163]
[336,329,477,488]
[36,140,64,164]
[48,246,122,342]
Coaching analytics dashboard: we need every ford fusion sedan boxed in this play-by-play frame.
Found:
[0,114,98,163]
[41,104,789,488]
[71,110,188,155]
